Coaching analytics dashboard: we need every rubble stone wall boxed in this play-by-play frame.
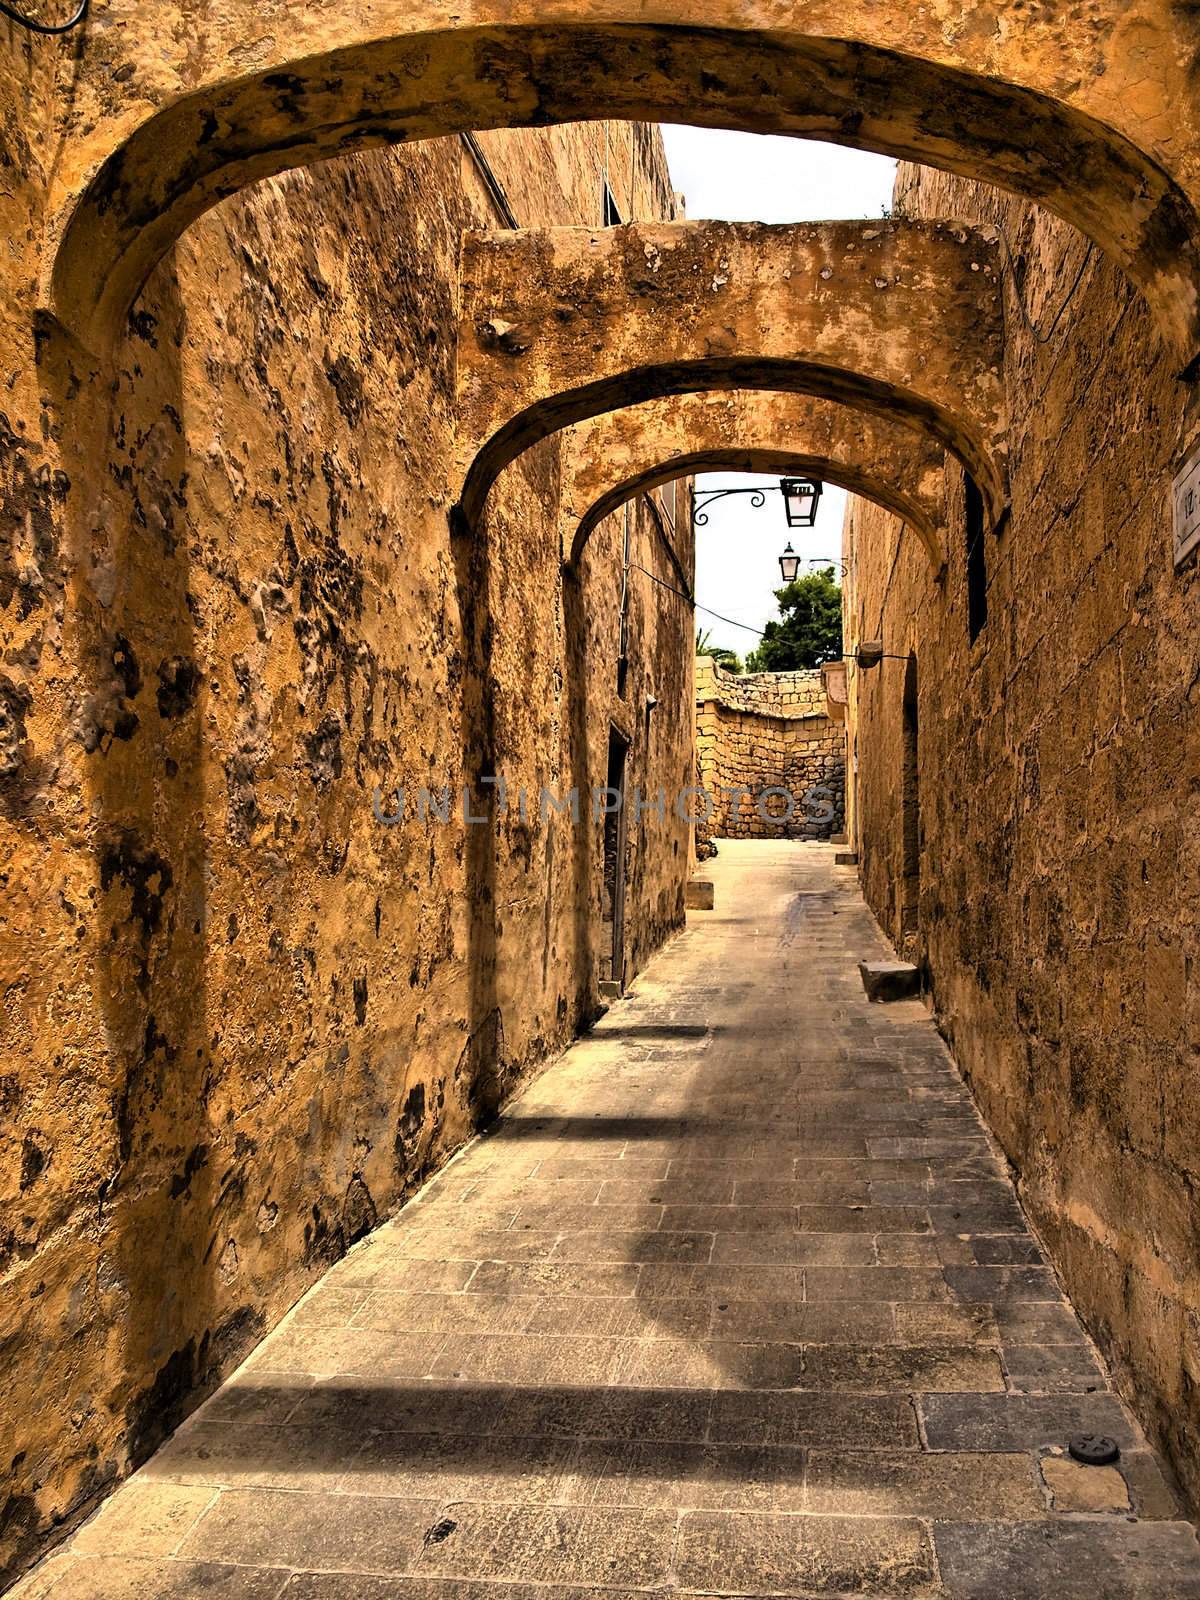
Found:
[695,658,846,850]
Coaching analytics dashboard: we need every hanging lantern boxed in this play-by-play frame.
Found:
[780,476,822,529]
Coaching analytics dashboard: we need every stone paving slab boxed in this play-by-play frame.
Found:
[11,842,1200,1598]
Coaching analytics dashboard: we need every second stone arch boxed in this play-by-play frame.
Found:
[560,391,949,579]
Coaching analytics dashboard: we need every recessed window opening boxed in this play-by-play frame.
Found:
[965,471,988,643]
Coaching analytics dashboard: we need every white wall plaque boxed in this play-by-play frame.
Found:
[1173,440,1200,569]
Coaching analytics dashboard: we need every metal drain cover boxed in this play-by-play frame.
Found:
[1068,1434,1120,1466]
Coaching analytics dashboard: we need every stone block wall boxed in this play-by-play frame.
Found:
[0,70,690,1587]
[845,163,1200,1510]
[695,657,846,850]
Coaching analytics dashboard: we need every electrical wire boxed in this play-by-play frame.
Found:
[693,603,766,638]
[996,229,1096,346]
[0,0,88,32]
[627,560,767,637]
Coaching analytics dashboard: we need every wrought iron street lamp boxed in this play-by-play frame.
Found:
[781,477,822,528]
[691,475,824,529]
[778,546,849,582]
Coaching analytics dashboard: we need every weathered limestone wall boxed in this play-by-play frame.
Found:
[571,501,695,986]
[845,163,1200,1507]
[0,75,687,1587]
[456,218,1007,530]
[695,658,845,850]
[35,0,1200,378]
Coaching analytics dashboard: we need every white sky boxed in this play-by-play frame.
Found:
[659,128,897,657]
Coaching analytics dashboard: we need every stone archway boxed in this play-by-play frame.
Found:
[456,218,1006,533]
[561,391,948,575]
[43,10,1200,363]
[574,448,939,573]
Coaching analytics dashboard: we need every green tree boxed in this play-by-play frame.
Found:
[695,627,742,674]
[746,567,843,672]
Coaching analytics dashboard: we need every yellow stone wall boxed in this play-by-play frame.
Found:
[695,657,846,848]
[846,162,1200,1508]
[0,64,690,1586]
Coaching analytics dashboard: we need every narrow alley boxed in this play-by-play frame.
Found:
[17,843,1200,1600]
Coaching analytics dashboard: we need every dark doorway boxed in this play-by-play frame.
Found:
[602,726,630,989]
[900,653,920,952]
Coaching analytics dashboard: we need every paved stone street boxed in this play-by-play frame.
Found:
[15,842,1200,1599]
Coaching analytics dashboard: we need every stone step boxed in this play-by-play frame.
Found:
[859,960,921,1001]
